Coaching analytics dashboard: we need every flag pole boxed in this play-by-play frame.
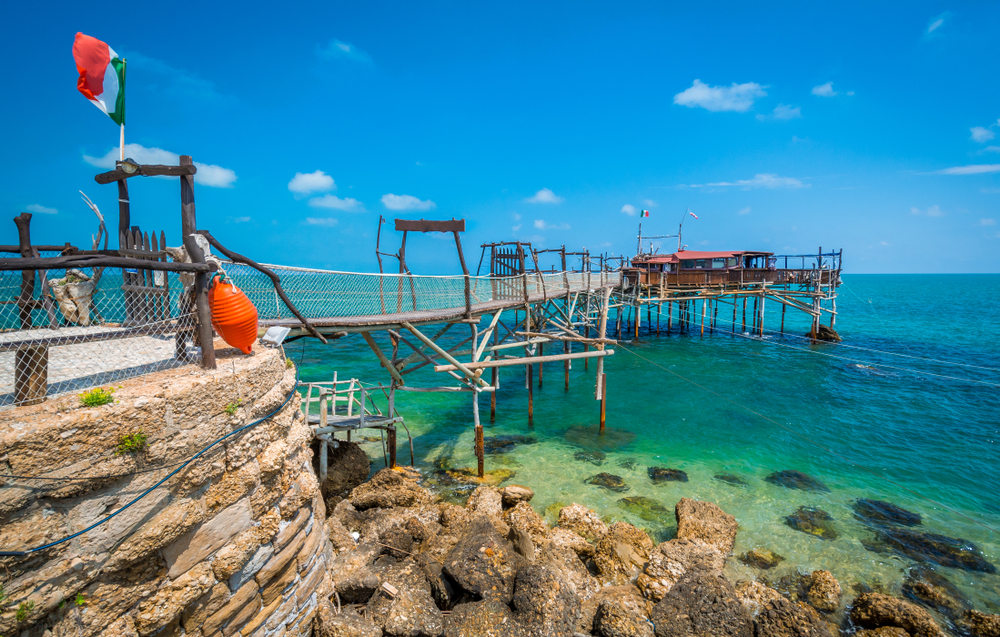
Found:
[120,123,124,161]
[119,58,126,161]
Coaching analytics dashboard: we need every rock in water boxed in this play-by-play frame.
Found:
[869,527,996,573]
[675,497,739,555]
[850,592,947,637]
[586,473,630,492]
[754,595,833,637]
[442,467,517,487]
[961,610,1000,637]
[650,570,753,637]
[902,567,971,619]
[739,548,785,570]
[500,484,535,508]
[648,467,689,483]
[483,434,537,454]
[618,496,672,524]
[853,499,922,527]
[714,473,749,487]
[765,470,830,492]
[594,522,655,585]
[575,450,607,466]
[785,507,838,540]
[807,570,842,613]
[618,458,640,470]
[443,600,518,637]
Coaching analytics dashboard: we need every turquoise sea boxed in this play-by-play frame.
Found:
[292,274,1000,613]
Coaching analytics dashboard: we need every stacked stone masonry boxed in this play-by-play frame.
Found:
[0,343,334,637]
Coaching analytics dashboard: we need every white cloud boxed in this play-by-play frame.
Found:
[981,218,997,226]
[25,204,58,215]
[512,224,522,232]
[309,194,364,211]
[642,199,657,207]
[911,205,944,216]
[971,127,996,143]
[757,104,802,121]
[811,82,836,97]
[525,188,563,204]
[927,16,945,33]
[231,216,251,223]
[533,219,571,230]
[935,164,1000,175]
[690,173,807,189]
[381,194,436,211]
[289,170,336,195]
[512,213,521,221]
[879,241,890,246]
[621,204,636,216]
[738,207,752,215]
[83,143,237,188]
[984,146,1000,153]
[673,79,767,113]
[316,39,373,64]
[304,217,339,227]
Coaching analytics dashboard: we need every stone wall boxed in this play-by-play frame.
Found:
[0,343,333,637]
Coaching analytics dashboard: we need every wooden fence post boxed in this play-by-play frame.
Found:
[180,155,216,369]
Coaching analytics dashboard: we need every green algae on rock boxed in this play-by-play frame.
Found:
[585,473,629,492]
[648,467,688,483]
[618,496,671,523]
[785,506,838,540]
[766,470,831,492]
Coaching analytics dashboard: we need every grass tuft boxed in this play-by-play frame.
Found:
[224,400,242,415]
[115,431,148,456]
[79,387,115,407]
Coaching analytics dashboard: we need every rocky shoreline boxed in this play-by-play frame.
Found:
[312,443,1000,637]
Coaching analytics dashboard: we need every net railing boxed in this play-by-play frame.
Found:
[221,262,621,321]
[1,262,198,409]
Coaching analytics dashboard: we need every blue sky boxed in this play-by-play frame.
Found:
[3,2,999,273]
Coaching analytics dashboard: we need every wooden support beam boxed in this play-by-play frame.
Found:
[394,218,465,233]
[180,155,215,369]
[435,348,614,372]
[402,321,488,386]
[362,331,406,385]
[95,163,198,184]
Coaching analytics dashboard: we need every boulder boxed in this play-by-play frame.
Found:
[508,527,535,561]
[754,595,833,637]
[500,484,535,508]
[962,610,1000,637]
[807,570,842,613]
[334,499,366,533]
[808,324,841,342]
[852,499,922,527]
[443,600,519,637]
[738,548,784,570]
[548,526,596,559]
[595,598,656,637]
[586,473,630,492]
[856,629,911,637]
[648,467,688,483]
[315,600,382,637]
[867,527,995,573]
[350,467,436,510]
[417,552,457,610]
[734,580,785,617]
[579,585,650,635]
[902,567,970,618]
[318,440,371,494]
[358,504,442,545]
[558,503,609,542]
[512,563,581,637]
[849,593,947,637]
[649,569,753,637]
[366,558,444,637]
[443,517,523,604]
[593,522,655,585]
[503,501,550,542]
[765,470,830,492]
[636,538,725,602]
[785,506,838,540]
[327,515,357,553]
[675,498,738,555]
[535,543,601,608]
[466,486,503,519]
[330,542,389,603]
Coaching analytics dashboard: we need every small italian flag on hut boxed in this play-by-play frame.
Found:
[72,33,125,126]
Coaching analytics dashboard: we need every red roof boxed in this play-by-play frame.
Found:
[634,250,773,264]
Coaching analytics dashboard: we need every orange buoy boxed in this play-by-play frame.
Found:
[208,275,259,354]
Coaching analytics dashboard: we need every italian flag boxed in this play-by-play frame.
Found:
[73,33,125,125]
[641,209,650,218]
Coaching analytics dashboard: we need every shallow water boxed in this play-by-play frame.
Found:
[290,274,1000,611]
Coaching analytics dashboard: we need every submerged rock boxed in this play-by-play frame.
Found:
[902,567,971,618]
[739,548,785,570]
[765,470,830,492]
[586,473,630,492]
[618,496,672,524]
[648,467,688,483]
[849,592,947,637]
[442,467,517,487]
[483,434,536,455]
[575,450,607,466]
[675,497,739,555]
[714,473,749,487]
[565,425,637,450]
[853,499,922,527]
[650,570,753,637]
[961,610,1000,637]
[866,527,996,573]
[617,458,639,470]
[785,506,838,540]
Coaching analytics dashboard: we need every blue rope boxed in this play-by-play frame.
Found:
[0,365,300,557]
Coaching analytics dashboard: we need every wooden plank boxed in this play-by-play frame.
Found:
[361,331,406,385]
[434,348,614,371]
[0,255,215,273]
[394,218,465,233]
[14,344,47,405]
[95,163,198,184]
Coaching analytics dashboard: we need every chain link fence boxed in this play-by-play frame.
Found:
[1,260,198,409]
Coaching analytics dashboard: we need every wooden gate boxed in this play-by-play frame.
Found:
[120,227,172,326]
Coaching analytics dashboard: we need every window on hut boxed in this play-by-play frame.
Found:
[712,258,726,269]
[681,260,695,269]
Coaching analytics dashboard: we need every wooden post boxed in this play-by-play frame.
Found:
[599,373,607,432]
[732,300,737,333]
[781,301,786,333]
[759,294,765,336]
[595,286,611,429]
[14,213,36,329]
[742,297,747,333]
[752,296,758,333]
[564,340,570,390]
[475,420,485,478]
[117,166,131,242]
[14,345,48,405]
[527,358,534,425]
[180,156,215,369]
[319,390,329,491]
[712,300,718,333]
[490,319,499,422]
[700,299,706,336]
[667,301,673,334]
[388,426,397,469]
[538,342,543,388]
